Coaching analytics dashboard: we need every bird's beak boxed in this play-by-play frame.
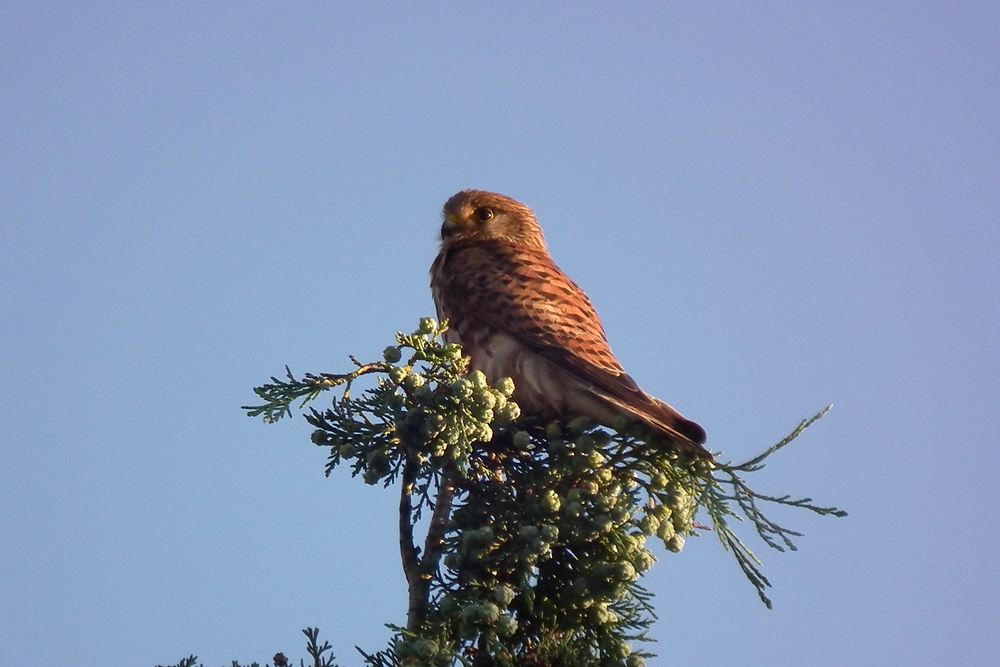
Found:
[441,215,460,239]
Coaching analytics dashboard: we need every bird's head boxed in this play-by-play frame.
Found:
[440,190,547,250]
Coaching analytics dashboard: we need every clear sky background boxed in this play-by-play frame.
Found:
[1,2,997,666]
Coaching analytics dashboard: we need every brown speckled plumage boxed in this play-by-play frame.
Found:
[431,190,709,459]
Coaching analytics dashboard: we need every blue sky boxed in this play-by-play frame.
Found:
[1,2,997,665]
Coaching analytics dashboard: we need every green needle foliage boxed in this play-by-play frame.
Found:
[157,627,340,667]
[236,318,845,667]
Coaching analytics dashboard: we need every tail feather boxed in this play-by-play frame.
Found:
[600,392,712,460]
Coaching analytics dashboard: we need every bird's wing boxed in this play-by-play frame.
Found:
[435,241,707,451]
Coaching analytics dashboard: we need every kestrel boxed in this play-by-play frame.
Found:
[430,190,710,460]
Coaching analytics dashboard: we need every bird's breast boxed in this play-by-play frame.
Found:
[444,327,585,417]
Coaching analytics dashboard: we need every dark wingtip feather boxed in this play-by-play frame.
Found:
[677,417,707,446]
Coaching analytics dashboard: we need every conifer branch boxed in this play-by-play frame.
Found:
[236,318,846,666]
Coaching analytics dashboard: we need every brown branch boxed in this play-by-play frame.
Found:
[405,465,458,633]
[423,466,458,568]
[399,454,421,610]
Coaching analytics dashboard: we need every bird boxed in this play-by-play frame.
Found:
[429,189,711,460]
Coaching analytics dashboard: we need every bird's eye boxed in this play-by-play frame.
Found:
[473,207,494,222]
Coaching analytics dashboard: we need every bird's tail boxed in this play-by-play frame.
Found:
[603,392,712,461]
